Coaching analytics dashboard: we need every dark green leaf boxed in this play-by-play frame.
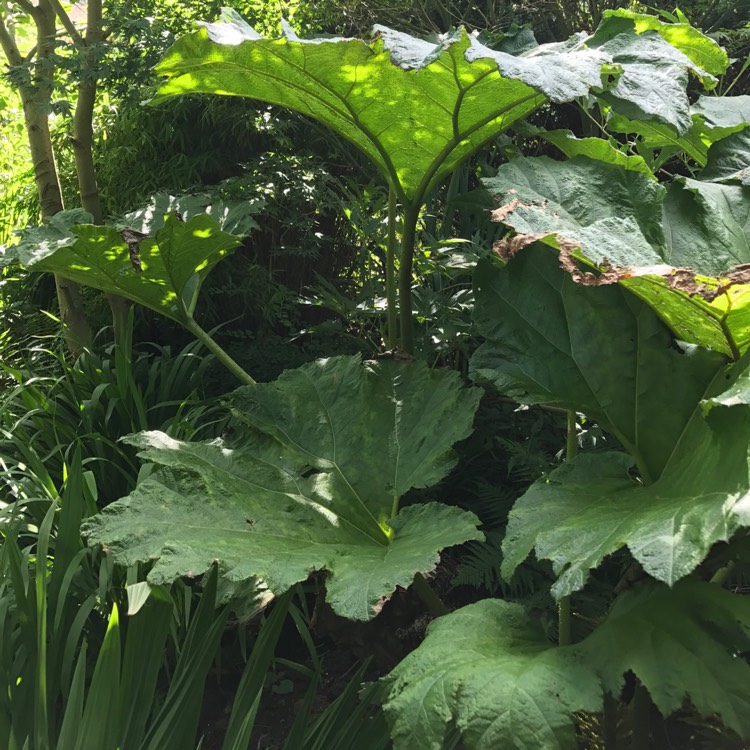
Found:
[83,357,483,620]
[383,599,602,750]
[693,95,750,131]
[471,248,723,481]
[700,127,750,185]
[579,580,750,739]
[500,352,750,597]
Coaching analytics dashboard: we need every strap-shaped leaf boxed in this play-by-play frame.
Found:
[83,356,483,620]
[383,599,602,750]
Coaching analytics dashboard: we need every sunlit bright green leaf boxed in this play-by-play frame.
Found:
[10,213,240,324]
[592,9,728,79]
[540,130,654,178]
[153,14,711,204]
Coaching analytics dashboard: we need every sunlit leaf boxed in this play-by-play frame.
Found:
[10,213,241,324]
[540,130,654,178]
[153,14,713,204]
[592,9,728,79]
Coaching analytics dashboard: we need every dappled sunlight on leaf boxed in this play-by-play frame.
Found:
[10,213,241,324]
[83,356,483,620]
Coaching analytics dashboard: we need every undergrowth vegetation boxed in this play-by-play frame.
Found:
[2,0,750,748]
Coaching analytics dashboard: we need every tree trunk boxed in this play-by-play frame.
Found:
[1,1,92,355]
[70,0,131,343]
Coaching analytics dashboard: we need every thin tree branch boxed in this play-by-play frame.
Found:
[0,13,23,66]
[45,0,84,46]
[13,0,38,18]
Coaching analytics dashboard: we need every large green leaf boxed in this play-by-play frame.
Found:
[501,433,750,598]
[592,9,728,79]
[471,247,750,596]
[483,155,667,265]
[83,356,483,620]
[382,582,750,749]
[663,177,750,271]
[486,155,750,357]
[579,579,750,740]
[471,247,724,481]
[0,208,92,268]
[700,128,750,185]
[606,95,748,169]
[154,15,592,204]
[586,9,725,134]
[693,94,750,131]
[498,347,750,597]
[152,11,712,205]
[117,191,263,237]
[382,599,602,750]
[9,212,241,325]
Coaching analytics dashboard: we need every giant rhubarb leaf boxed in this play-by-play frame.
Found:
[587,12,720,134]
[382,599,602,750]
[472,247,724,481]
[83,356,483,620]
[579,579,750,740]
[6,209,242,325]
[473,248,750,596]
[485,155,750,358]
[382,581,750,749]
[152,10,715,205]
[589,9,728,80]
[699,128,750,185]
